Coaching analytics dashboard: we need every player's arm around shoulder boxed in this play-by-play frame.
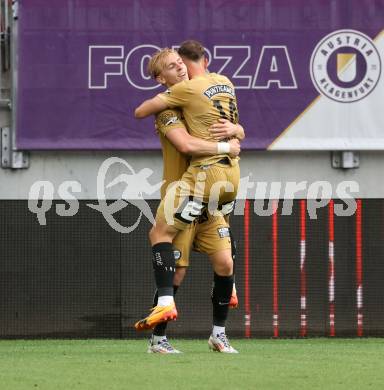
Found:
[134,80,191,118]
[134,95,168,119]
[156,80,192,109]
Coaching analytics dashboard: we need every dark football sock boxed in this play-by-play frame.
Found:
[153,285,179,337]
[212,273,234,326]
[152,242,175,296]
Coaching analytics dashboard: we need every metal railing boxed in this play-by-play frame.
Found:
[1,0,28,169]
[0,0,11,106]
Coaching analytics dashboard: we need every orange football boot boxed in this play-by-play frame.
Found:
[134,303,178,331]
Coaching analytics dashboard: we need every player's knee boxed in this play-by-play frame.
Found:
[148,222,176,245]
[221,258,233,276]
[213,256,233,276]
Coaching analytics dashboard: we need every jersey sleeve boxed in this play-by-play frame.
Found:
[156,80,191,109]
[155,109,186,137]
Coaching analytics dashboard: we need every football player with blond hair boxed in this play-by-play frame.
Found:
[135,43,243,353]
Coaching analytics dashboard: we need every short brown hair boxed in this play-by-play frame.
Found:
[178,40,205,61]
[147,48,177,79]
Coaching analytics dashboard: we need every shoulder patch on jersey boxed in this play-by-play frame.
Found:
[158,110,181,127]
[165,116,179,126]
[217,227,230,238]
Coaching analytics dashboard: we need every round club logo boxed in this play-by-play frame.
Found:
[310,30,381,103]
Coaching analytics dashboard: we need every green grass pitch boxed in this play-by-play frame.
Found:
[1,339,384,390]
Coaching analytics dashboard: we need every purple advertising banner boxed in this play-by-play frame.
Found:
[17,0,384,150]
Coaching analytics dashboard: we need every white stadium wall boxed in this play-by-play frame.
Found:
[1,149,384,200]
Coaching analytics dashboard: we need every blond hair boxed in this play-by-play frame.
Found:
[147,48,178,79]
